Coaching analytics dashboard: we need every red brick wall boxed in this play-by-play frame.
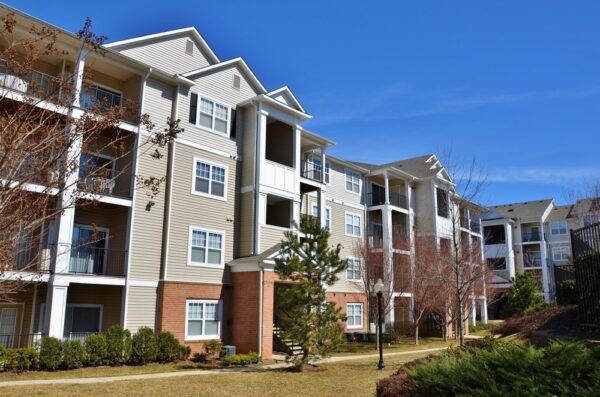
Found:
[157,281,231,353]
[229,272,260,355]
[327,291,369,332]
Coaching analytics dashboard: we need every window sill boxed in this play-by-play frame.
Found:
[346,325,364,330]
[185,335,221,342]
[194,124,230,139]
[187,262,225,269]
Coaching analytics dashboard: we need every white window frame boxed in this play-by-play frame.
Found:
[346,303,363,329]
[552,246,570,262]
[345,168,361,195]
[194,93,231,137]
[188,226,225,269]
[550,221,568,236]
[345,211,362,237]
[346,257,362,282]
[324,162,331,185]
[191,157,228,201]
[325,206,332,231]
[184,299,222,341]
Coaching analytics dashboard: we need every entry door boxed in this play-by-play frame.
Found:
[0,308,17,348]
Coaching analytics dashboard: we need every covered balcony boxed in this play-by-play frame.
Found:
[366,171,409,210]
[299,128,334,184]
[521,223,543,243]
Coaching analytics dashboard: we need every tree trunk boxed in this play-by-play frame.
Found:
[414,325,419,345]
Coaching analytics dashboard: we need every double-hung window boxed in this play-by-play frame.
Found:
[196,95,230,135]
[550,221,568,236]
[345,169,360,194]
[193,159,226,199]
[324,162,331,184]
[345,212,361,237]
[346,303,363,329]
[325,207,332,230]
[186,300,221,340]
[552,246,570,262]
[346,258,362,281]
[189,227,224,267]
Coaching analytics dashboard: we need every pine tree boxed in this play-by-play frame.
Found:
[274,215,348,365]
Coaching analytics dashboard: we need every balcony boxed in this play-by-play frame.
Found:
[470,220,481,234]
[368,223,384,249]
[522,230,543,242]
[68,245,127,276]
[460,216,469,229]
[0,61,57,99]
[366,192,407,209]
[0,333,44,349]
[81,85,123,111]
[301,161,323,183]
[523,251,542,268]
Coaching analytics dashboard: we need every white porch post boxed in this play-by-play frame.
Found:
[44,280,69,338]
[539,222,551,302]
[481,298,488,324]
[471,297,477,326]
[318,188,326,228]
[320,149,326,184]
[384,171,390,204]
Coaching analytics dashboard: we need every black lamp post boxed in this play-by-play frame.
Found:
[375,278,385,370]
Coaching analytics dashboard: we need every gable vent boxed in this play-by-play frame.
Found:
[233,74,241,90]
[185,40,194,55]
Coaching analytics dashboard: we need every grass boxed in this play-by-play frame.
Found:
[332,337,452,356]
[0,351,441,397]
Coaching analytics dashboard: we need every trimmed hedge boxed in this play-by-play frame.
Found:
[62,340,86,369]
[131,327,158,364]
[105,325,132,365]
[1,347,39,372]
[221,352,261,366]
[39,337,62,371]
[85,333,107,366]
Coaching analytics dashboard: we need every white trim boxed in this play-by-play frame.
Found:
[266,86,305,113]
[550,221,568,236]
[346,303,363,329]
[127,279,159,287]
[552,246,570,262]
[344,168,361,195]
[193,92,232,137]
[176,137,239,160]
[344,211,363,238]
[184,299,222,341]
[262,224,292,233]
[345,256,362,282]
[105,27,220,64]
[182,58,266,94]
[187,226,226,269]
[326,197,365,211]
[191,156,229,201]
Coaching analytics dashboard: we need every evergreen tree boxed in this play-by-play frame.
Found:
[502,272,546,317]
[274,215,348,365]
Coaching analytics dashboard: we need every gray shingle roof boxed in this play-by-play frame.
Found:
[489,199,554,219]
[349,154,443,179]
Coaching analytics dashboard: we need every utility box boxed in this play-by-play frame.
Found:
[222,345,236,356]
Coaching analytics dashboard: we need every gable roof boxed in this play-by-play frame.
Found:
[181,57,267,94]
[105,27,220,64]
[489,199,554,220]
[228,244,281,267]
[350,154,451,181]
[267,86,305,113]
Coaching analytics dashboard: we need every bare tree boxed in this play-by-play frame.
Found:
[0,13,180,300]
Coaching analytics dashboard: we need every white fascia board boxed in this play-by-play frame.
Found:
[327,156,369,174]
[267,86,306,113]
[105,27,220,64]
[182,57,267,94]
[298,126,336,148]
[239,94,311,121]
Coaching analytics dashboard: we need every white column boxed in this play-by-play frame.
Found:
[320,149,326,184]
[539,222,551,302]
[44,280,69,338]
[318,189,326,228]
[481,299,488,324]
[471,297,477,326]
[293,126,301,194]
[385,296,395,328]
[382,208,394,295]
[384,171,390,204]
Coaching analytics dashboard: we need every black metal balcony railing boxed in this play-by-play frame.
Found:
[301,162,323,183]
[366,192,407,209]
[0,333,44,349]
[523,251,542,268]
[81,86,123,110]
[522,230,543,242]
[470,220,481,234]
[68,246,127,276]
[77,174,133,199]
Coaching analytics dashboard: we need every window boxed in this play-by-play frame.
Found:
[483,225,506,245]
[345,212,361,237]
[325,207,332,230]
[436,188,449,218]
[552,246,570,262]
[81,84,123,110]
[487,258,507,270]
[193,159,226,199]
[189,227,224,267]
[551,221,568,235]
[346,303,363,329]
[63,305,102,339]
[324,162,331,184]
[233,74,241,90]
[346,258,361,281]
[195,94,230,135]
[345,169,360,194]
[186,300,221,340]
[0,308,17,348]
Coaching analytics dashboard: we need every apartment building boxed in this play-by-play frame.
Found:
[0,5,486,358]
[481,198,599,311]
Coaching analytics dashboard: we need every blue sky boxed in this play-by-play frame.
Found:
[10,1,600,205]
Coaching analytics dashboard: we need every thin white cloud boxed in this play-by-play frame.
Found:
[486,167,600,185]
[306,86,600,127]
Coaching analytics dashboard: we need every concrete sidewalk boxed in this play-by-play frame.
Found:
[0,346,447,388]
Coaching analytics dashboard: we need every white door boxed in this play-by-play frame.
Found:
[0,308,18,348]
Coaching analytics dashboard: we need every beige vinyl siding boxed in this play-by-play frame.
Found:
[129,136,168,280]
[116,35,212,75]
[143,78,175,130]
[260,226,285,252]
[238,192,254,257]
[241,105,257,187]
[326,160,364,205]
[165,142,237,284]
[414,181,435,235]
[125,286,157,332]
[177,65,259,155]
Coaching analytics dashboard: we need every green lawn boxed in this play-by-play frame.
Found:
[0,351,441,397]
[333,337,452,356]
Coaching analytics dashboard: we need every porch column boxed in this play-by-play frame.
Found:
[385,296,395,329]
[320,150,326,184]
[381,207,394,299]
[384,171,390,204]
[44,279,69,338]
[318,188,326,228]
[471,297,477,326]
[539,223,551,302]
[481,298,488,324]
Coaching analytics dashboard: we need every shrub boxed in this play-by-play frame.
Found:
[191,352,207,363]
[179,345,192,361]
[0,344,6,371]
[556,279,577,305]
[130,327,158,365]
[156,331,185,362]
[2,348,40,372]
[105,325,132,365]
[221,352,261,366]
[204,339,223,358]
[468,322,495,334]
[377,341,600,397]
[62,340,86,369]
[85,333,107,366]
[501,272,546,318]
[39,337,62,371]
[491,304,569,337]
